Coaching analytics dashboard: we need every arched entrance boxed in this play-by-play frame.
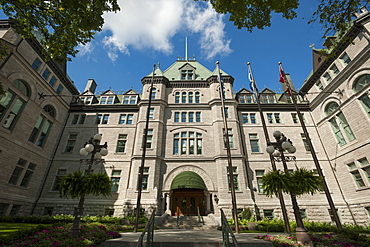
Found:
[170,171,207,216]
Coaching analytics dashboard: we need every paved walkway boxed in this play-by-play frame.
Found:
[103,229,274,247]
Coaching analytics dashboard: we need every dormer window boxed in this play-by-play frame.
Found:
[261,95,275,103]
[123,95,137,104]
[181,70,194,80]
[239,94,254,104]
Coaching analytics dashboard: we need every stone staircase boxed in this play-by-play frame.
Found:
[160,215,219,229]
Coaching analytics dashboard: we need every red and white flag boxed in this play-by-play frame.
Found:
[279,65,292,97]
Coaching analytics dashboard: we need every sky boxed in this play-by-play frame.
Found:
[10,0,330,95]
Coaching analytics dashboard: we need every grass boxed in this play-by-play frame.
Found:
[0,223,49,237]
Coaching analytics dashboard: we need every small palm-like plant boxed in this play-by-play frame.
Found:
[261,167,323,197]
[59,171,112,199]
[261,167,324,244]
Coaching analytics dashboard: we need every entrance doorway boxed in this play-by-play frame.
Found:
[171,189,205,216]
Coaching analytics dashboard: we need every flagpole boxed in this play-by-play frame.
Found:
[216,61,240,233]
[134,64,156,232]
[278,62,342,229]
[247,62,291,234]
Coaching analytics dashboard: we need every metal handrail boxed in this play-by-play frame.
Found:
[220,209,239,247]
[197,206,204,225]
[136,208,156,247]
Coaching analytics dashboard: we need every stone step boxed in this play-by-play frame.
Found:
[102,229,273,247]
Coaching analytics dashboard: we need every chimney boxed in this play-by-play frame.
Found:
[84,79,97,94]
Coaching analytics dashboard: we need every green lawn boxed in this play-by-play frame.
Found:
[0,223,48,237]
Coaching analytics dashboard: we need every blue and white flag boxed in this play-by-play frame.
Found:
[248,62,259,101]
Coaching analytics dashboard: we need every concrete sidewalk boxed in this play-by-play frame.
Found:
[103,229,274,247]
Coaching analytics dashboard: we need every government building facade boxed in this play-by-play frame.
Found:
[1,8,370,226]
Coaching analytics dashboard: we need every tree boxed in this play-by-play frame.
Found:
[59,171,112,237]
[261,167,323,244]
[207,0,368,38]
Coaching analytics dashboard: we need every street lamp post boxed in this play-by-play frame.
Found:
[69,134,108,237]
[266,130,311,244]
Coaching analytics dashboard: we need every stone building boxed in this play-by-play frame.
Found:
[0,20,79,216]
[1,7,370,226]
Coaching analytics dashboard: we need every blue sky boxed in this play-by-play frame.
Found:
[7,1,329,95]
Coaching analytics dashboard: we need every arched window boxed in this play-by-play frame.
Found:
[181,92,187,103]
[325,102,339,116]
[325,102,355,146]
[175,92,180,103]
[195,92,200,103]
[188,92,193,103]
[12,79,31,97]
[353,74,370,93]
[0,80,31,130]
[43,105,56,118]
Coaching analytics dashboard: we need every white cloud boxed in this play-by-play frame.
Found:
[77,42,94,57]
[100,0,232,62]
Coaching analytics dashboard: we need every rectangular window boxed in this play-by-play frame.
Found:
[85,97,92,104]
[149,108,154,119]
[143,129,153,148]
[0,204,9,216]
[301,133,311,152]
[242,114,248,123]
[224,108,229,118]
[249,134,260,153]
[330,64,339,75]
[119,114,128,124]
[96,114,102,124]
[227,167,239,191]
[71,114,79,125]
[8,159,27,185]
[340,53,351,66]
[100,114,109,124]
[10,205,21,216]
[274,113,281,123]
[127,114,133,124]
[42,68,51,80]
[56,85,63,94]
[223,129,234,148]
[189,112,194,122]
[337,112,356,142]
[29,115,45,143]
[0,91,15,120]
[31,58,42,71]
[323,72,332,83]
[130,96,137,104]
[329,118,347,146]
[174,112,179,122]
[49,76,57,87]
[173,133,179,155]
[316,80,324,91]
[267,113,273,123]
[100,97,107,104]
[37,120,52,147]
[111,170,121,192]
[348,162,366,188]
[2,98,25,130]
[256,170,265,193]
[137,167,149,190]
[359,94,370,118]
[20,163,36,187]
[78,114,86,124]
[181,112,186,122]
[250,113,256,124]
[64,133,78,153]
[107,96,114,104]
[291,113,306,123]
[263,209,274,219]
[52,169,67,191]
[300,209,307,219]
[123,96,129,104]
[116,134,127,153]
[196,112,201,122]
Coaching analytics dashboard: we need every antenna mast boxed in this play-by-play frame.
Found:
[185,36,188,61]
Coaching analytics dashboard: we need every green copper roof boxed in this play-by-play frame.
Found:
[163,60,227,80]
[170,171,207,190]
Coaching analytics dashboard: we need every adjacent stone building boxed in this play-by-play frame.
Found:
[2,8,370,226]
